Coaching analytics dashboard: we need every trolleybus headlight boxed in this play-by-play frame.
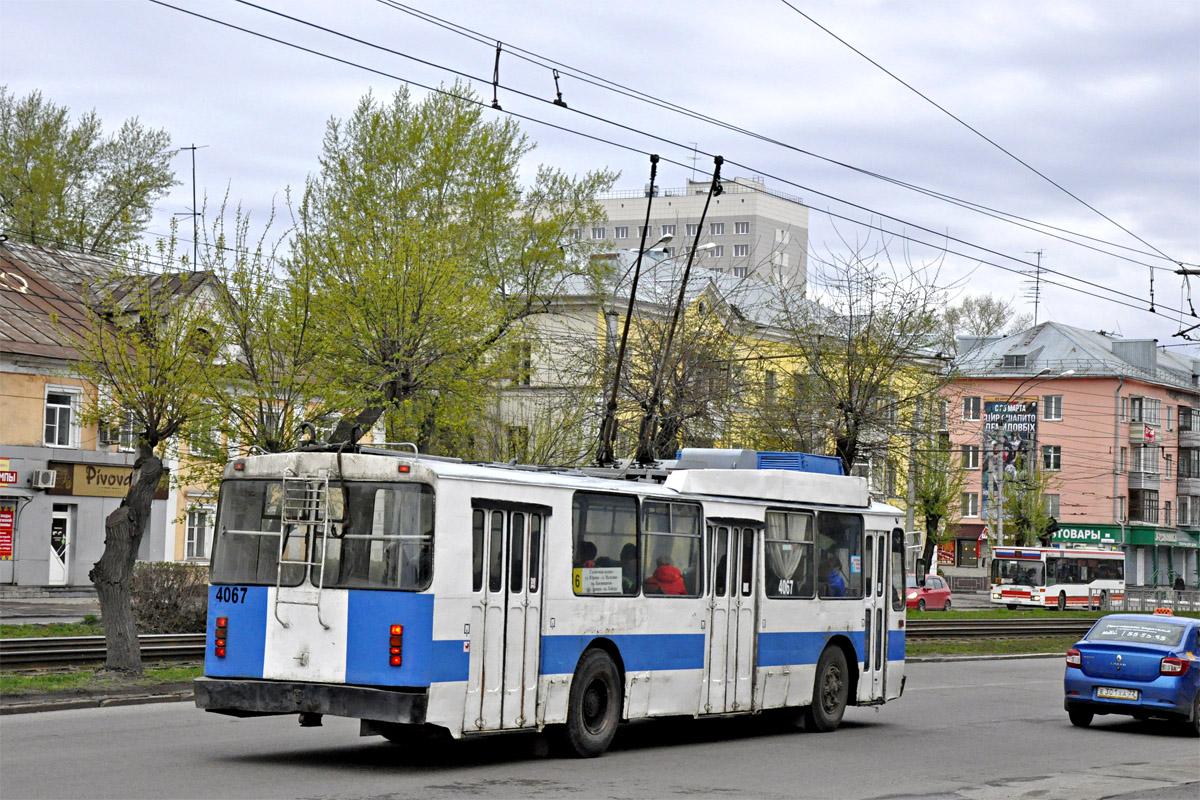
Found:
[389,624,403,666]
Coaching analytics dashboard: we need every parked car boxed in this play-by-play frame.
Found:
[1063,611,1200,736]
[906,574,951,611]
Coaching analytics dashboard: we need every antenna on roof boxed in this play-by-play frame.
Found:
[174,144,208,270]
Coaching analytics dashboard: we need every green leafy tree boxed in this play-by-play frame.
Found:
[65,223,214,673]
[1002,465,1059,546]
[0,87,177,254]
[291,83,616,453]
[913,436,967,577]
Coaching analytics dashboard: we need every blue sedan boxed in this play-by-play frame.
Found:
[1064,612,1200,735]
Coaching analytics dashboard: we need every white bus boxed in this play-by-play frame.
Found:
[989,546,1125,610]
[194,445,908,757]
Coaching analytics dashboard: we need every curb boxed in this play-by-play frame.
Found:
[906,652,1064,663]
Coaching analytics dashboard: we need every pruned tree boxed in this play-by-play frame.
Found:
[0,86,177,254]
[290,83,616,454]
[65,224,213,673]
[1002,465,1059,546]
[767,231,952,475]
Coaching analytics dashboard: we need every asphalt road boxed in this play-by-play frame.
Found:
[2,658,1197,800]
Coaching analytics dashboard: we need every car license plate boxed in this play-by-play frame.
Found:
[1097,687,1139,701]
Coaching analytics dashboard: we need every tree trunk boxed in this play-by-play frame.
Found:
[88,447,163,674]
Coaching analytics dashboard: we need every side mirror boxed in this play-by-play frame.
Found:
[916,558,927,585]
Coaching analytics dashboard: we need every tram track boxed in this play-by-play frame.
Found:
[0,618,1098,669]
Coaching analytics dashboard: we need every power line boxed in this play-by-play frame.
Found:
[144,0,1189,324]
[775,0,1181,267]
[369,0,1178,272]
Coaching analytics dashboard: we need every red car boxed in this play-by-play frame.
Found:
[907,574,952,611]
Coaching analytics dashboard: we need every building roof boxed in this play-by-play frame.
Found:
[1,239,211,363]
[955,321,1200,393]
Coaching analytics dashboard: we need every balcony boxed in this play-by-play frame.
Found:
[1129,421,1160,444]
[1179,427,1200,448]
[1127,471,1160,491]
[1177,476,1200,496]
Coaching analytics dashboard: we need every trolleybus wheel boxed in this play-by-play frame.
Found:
[564,648,622,757]
[1057,592,1067,611]
[1068,707,1093,728]
[805,646,849,733]
[1006,604,1018,610]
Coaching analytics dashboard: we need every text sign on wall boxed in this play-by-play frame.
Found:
[0,456,14,485]
[0,505,14,560]
[47,462,169,499]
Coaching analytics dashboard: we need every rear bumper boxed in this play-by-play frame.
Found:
[194,677,428,724]
[1063,693,1194,722]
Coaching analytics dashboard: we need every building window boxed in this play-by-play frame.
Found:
[764,370,777,405]
[961,492,979,517]
[663,247,675,257]
[1133,444,1159,474]
[1120,397,1128,422]
[1182,448,1200,478]
[732,266,747,278]
[614,226,628,239]
[1043,395,1062,421]
[710,222,724,236]
[961,444,980,470]
[1180,406,1192,432]
[637,225,653,238]
[1003,354,1027,368]
[1164,501,1172,526]
[686,223,699,237]
[1117,496,1126,522]
[1130,396,1161,425]
[1119,447,1127,473]
[44,388,81,448]
[733,244,749,257]
[1166,407,1173,431]
[708,245,723,257]
[956,539,979,567]
[937,399,949,430]
[661,224,676,236]
[1165,453,1172,479]
[1042,445,1062,471]
[570,228,581,240]
[772,252,790,268]
[506,425,529,462]
[186,505,215,560]
[962,396,981,421]
[512,342,532,387]
[1129,489,1159,524]
[591,227,606,240]
[775,229,791,245]
[1045,494,1060,518]
[1179,496,1190,527]
[735,221,749,235]
[100,409,138,453]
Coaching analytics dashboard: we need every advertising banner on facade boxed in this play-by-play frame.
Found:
[0,504,13,560]
[981,397,1038,521]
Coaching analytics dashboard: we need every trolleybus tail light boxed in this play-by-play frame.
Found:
[389,624,403,666]
[233,460,245,471]
[1160,657,1189,676]
[215,616,229,658]
[398,464,410,474]
[1065,649,1081,668]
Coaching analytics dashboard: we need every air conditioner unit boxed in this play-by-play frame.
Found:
[31,469,57,489]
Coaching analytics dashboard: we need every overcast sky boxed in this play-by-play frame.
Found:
[4,0,1198,350]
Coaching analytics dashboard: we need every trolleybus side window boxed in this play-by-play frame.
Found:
[489,511,504,592]
[472,510,485,592]
[323,484,434,591]
[891,528,906,611]
[509,512,526,593]
[641,500,702,597]
[817,512,863,599]
[572,493,637,596]
[712,526,729,597]
[528,515,541,593]
[764,510,814,598]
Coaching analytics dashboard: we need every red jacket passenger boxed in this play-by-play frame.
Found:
[646,561,687,595]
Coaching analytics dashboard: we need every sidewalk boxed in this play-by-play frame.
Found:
[0,595,101,625]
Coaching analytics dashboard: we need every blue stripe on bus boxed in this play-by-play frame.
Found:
[540,633,706,675]
[889,631,906,661]
[346,591,456,687]
[757,631,867,667]
[204,585,268,678]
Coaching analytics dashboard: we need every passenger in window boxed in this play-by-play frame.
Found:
[620,543,638,593]
[823,559,846,597]
[577,541,597,568]
[645,555,686,595]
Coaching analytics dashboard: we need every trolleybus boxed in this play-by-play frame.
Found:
[989,546,1125,610]
[194,443,908,757]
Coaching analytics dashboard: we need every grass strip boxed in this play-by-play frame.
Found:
[1,663,201,695]
[1,618,104,638]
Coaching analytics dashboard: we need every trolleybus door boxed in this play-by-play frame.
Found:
[860,530,887,702]
[704,524,757,714]
[465,507,544,732]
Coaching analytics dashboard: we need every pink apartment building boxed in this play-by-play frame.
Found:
[942,322,1199,589]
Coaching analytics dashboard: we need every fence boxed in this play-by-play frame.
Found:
[1094,586,1200,613]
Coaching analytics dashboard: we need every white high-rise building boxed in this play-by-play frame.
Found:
[589,176,809,289]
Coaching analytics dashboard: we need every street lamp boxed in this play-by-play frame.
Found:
[991,368,1075,548]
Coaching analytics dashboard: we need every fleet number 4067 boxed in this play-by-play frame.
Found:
[214,586,247,603]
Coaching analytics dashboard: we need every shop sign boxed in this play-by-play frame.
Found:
[1054,524,1122,545]
[0,504,13,560]
[937,546,955,565]
[47,462,169,499]
[0,457,15,485]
